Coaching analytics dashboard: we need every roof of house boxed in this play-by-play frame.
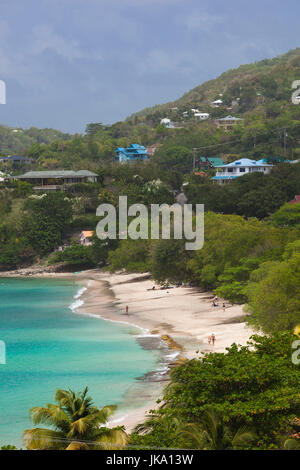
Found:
[0,155,32,162]
[15,170,98,179]
[218,115,243,121]
[216,158,273,168]
[288,195,300,204]
[212,175,240,180]
[116,144,149,157]
[199,157,224,166]
[81,230,94,238]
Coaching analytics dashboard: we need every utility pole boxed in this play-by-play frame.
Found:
[192,148,197,172]
[283,128,287,160]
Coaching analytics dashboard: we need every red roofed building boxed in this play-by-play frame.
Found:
[80,231,94,246]
[288,195,300,204]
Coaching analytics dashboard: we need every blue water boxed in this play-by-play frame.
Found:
[0,278,159,447]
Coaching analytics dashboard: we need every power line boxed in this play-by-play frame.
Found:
[191,122,300,153]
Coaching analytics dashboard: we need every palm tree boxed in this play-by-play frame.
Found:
[178,410,256,450]
[23,387,128,450]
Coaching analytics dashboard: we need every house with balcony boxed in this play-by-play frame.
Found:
[212,158,273,184]
[14,170,98,191]
[217,115,244,131]
[115,144,149,163]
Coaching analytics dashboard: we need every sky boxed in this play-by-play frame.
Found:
[0,0,299,133]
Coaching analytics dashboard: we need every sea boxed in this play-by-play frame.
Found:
[0,277,169,448]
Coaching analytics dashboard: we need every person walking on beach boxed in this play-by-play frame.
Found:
[211,333,216,346]
[125,305,129,315]
[208,335,211,345]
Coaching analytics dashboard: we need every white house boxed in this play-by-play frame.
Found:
[212,158,273,184]
[80,231,94,246]
[160,118,173,128]
[210,99,223,108]
[194,112,210,120]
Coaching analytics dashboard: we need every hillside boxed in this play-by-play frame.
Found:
[0,125,72,155]
[128,47,300,122]
[1,47,300,171]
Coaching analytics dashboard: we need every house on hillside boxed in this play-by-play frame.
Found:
[194,112,210,120]
[210,99,223,108]
[0,155,32,165]
[288,195,300,204]
[212,158,273,184]
[196,156,224,170]
[0,171,8,182]
[14,170,98,191]
[80,231,94,246]
[160,118,175,128]
[115,144,149,163]
[217,115,244,131]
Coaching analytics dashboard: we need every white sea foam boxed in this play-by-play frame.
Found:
[69,299,84,312]
[74,286,87,299]
[107,415,129,426]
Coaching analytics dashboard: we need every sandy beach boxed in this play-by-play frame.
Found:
[0,267,255,432]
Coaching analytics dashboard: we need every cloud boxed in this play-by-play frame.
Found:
[181,11,225,32]
[29,24,98,61]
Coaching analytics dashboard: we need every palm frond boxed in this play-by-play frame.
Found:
[30,405,70,430]
[23,428,66,450]
[232,426,257,448]
[65,441,90,450]
[95,428,129,450]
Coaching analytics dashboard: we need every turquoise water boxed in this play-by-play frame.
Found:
[0,278,160,447]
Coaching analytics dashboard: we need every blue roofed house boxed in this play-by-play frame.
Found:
[212,158,273,184]
[115,144,149,163]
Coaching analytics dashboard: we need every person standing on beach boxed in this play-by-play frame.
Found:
[125,305,129,314]
[211,333,216,345]
[208,335,211,345]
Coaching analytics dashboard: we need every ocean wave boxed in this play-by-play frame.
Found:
[73,286,87,299]
[69,299,84,312]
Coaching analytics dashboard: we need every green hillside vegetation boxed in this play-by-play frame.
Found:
[1,48,299,174]
[0,125,71,156]
[130,332,300,450]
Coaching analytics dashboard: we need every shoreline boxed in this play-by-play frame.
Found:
[0,267,256,432]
